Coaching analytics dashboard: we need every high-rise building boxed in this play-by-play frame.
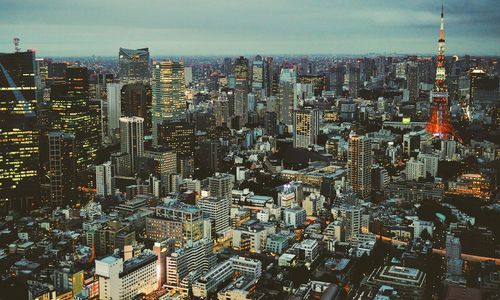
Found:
[51,66,99,173]
[264,57,274,97]
[0,51,40,210]
[153,201,204,245]
[96,161,115,197]
[198,196,230,235]
[278,68,296,126]
[293,108,321,148]
[48,132,76,207]
[152,60,186,144]
[251,55,264,92]
[234,56,249,126]
[208,173,234,202]
[143,147,177,183]
[157,122,195,177]
[166,239,216,290]
[406,62,419,102]
[347,134,372,199]
[118,47,150,84]
[105,82,123,143]
[119,117,144,173]
[121,83,152,137]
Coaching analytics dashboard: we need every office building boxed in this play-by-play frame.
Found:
[0,51,39,210]
[119,116,144,173]
[118,47,150,84]
[293,108,321,148]
[403,132,420,156]
[48,132,76,207]
[406,157,425,181]
[96,162,115,197]
[198,196,230,235]
[95,252,157,300]
[165,238,216,290]
[208,173,234,202]
[121,83,152,136]
[51,66,99,173]
[347,134,372,199]
[252,55,264,92]
[284,207,307,227]
[152,200,204,245]
[152,60,186,144]
[157,121,195,177]
[105,82,123,142]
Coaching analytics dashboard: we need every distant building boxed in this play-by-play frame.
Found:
[293,108,321,149]
[48,132,76,207]
[118,47,150,84]
[347,134,372,199]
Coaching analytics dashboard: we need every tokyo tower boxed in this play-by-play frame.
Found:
[426,4,454,139]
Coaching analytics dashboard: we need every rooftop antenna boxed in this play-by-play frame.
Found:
[13,37,21,53]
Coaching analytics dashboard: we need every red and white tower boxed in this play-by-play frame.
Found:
[426,4,454,139]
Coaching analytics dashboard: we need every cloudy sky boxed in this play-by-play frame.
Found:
[1,0,498,57]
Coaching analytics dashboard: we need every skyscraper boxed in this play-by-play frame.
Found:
[119,117,144,173]
[121,83,152,137]
[278,68,296,126]
[51,66,99,173]
[406,62,419,102]
[48,132,76,207]
[118,47,150,84]
[347,134,372,199]
[152,60,186,144]
[293,108,321,149]
[208,173,234,203]
[234,56,249,127]
[251,55,264,92]
[0,51,39,210]
[264,57,274,97]
[157,121,195,177]
[105,82,123,143]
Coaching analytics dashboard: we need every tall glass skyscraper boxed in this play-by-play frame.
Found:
[118,48,150,84]
[50,67,99,175]
[151,60,186,145]
[0,51,39,211]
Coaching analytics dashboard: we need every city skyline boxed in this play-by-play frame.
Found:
[1,0,499,56]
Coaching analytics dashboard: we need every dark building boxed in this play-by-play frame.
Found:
[196,140,220,176]
[297,75,326,97]
[0,51,40,211]
[48,132,76,207]
[50,67,99,177]
[157,121,195,177]
[121,83,152,136]
[118,47,150,84]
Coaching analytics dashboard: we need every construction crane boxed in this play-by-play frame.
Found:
[13,37,20,53]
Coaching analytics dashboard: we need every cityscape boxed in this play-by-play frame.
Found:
[1,1,499,300]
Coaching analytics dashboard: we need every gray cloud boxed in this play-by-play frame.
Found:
[0,0,498,56]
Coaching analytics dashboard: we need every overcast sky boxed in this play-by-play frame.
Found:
[1,0,498,57]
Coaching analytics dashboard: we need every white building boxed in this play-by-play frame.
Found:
[232,222,268,253]
[284,207,307,227]
[96,161,114,197]
[418,153,439,177]
[119,116,144,173]
[95,252,157,300]
[290,239,319,266]
[412,220,433,238]
[106,82,124,141]
[198,196,230,234]
[405,157,425,181]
